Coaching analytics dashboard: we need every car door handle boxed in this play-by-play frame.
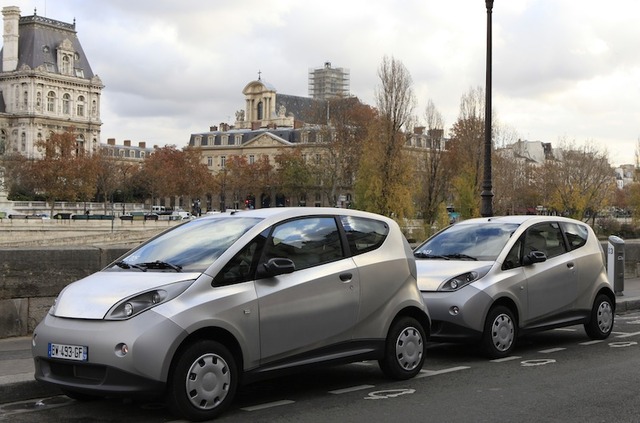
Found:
[339,273,352,282]
[566,262,575,269]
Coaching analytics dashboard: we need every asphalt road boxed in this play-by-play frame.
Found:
[2,311,640,422]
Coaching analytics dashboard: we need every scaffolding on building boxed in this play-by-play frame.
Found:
[308,62,350,100]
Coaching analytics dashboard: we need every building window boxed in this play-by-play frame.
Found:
[317,134,324,143]
[62,55,71,74]
[249,155,255,165]
[119,150,125,157]
[76,95,85,116]
[257,101,263,120]
[62,93,71,114]
[74,69,84,78]
[140,151,145,159]
[302,132,308,143]
[228,137,235,146]
[23,91,28,109]
[207,156,213,166]
[220,155,226,168]
[21,133,26,151]
[36,92,42,108]
[235,135,242,145]
[47,91,55,112]
[315,154,321,165]
[195,136,202,145]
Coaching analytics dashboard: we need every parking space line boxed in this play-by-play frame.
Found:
[241,400,295,412]
[539,347,566,353]
[615,331,640,338]
[329,385,376,395]
[579,340,603,345]
[490,356,521,363]
[416,366,470,378]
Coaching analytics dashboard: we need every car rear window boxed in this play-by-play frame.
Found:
[561,221,589,250]
[339,215,389,256]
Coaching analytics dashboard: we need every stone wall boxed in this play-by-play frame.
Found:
[1,240,639,339]
[0,246,129,338]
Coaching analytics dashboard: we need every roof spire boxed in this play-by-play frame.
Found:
[258,70,262,81]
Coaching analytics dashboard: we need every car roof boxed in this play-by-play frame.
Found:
[199,207,394,222]
[454,215,588,226]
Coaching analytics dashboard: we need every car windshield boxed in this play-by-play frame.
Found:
[113,216,262,272]
[415,222,519,262]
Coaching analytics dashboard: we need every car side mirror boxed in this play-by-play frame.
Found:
[256,258,296,278]
[523,250,547,266]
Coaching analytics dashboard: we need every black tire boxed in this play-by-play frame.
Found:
[378,316,426,380]
[482,305,517,359]
[584,294,614,339]
[167,340,238,422]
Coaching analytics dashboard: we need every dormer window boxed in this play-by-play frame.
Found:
[74,69,84,78]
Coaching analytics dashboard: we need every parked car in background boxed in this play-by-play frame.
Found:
[32,207,430,421]
[414,215,615,358]
[119,212,158,221]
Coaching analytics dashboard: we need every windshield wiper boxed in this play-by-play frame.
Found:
[414,252,450,260]
[443,253,478,261]
[114,261,147,272]
[136,260,182,272]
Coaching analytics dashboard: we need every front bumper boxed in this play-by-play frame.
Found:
[32,310,186,396]
[422,287,493,342]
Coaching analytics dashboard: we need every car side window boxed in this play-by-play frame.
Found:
[560,222,588,250]
[263,217,344,271]
[524,222,567,259]
[502,237,523,270]
[213,232,267,287]
[339,215,389,256]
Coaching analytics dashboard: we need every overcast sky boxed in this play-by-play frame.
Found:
[5,0,640,166]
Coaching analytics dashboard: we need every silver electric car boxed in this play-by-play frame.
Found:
[414,215,614,358]
[32,207,429,421]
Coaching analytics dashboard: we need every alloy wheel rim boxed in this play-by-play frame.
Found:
[185,353,231,410]
[597,301,613,333]
[491,313,514,352]
[395,326,423,371]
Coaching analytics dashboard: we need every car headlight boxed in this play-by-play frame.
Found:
[105,279,195,320]
[48,297,58,316]
[438,266,492,291]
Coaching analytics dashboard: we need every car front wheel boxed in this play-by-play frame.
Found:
[482,305,517,359]
[584,294,614,339]
[378,316,426,380]
[167,340,238,422]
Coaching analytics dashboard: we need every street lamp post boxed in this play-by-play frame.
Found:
[481,0,494,217]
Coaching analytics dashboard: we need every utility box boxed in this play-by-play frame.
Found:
[607,236,624,296]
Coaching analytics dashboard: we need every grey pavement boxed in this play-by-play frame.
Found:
[2,278,640,405]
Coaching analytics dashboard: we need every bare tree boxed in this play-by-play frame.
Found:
[416,99,450,225]
[355,56,416,218]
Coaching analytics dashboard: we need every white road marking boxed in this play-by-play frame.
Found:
[241,400,295,411]
[490,356,521,363]
[416,366,470,378]
[329,385,376,395]
[615,331,640,338]
[579,340,603,345]
[539,347,566,354]
[521,359,556,366]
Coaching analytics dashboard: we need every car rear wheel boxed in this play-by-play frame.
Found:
[482,305,517,359]
[378,316,426,380]
[584,294,614,339]
[167,340,238,422]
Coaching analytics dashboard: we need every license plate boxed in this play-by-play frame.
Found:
[48,343,88,361]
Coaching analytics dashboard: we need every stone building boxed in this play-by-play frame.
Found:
[0,6,103,159]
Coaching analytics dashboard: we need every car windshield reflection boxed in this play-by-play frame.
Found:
[114,217,263,272]
[415,223,519,261]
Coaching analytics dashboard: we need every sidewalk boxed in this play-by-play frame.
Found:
[2,278,640,405]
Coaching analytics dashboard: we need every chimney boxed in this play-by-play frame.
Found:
[138,142,146,148]
[107,138,115,145]
[251,121,261,130]
[210,126,217,132]
[2,7,20,72]
[124,140,131,147]
[414,126,425,135]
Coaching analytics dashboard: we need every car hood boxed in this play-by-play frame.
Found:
[52,271,201,319]
[416,259,494,291]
